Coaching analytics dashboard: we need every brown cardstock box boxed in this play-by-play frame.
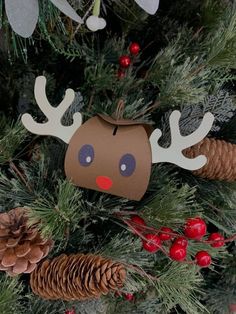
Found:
[64,114,152,201]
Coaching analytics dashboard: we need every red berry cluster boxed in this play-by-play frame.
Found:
[118,42,141,78]
[127,215,225,268]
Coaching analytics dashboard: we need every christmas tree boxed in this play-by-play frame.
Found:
[1,0,236,313]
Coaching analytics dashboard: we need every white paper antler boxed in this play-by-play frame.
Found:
[149,110,214,170]
[5,0,83,38]
[135,0,160,15]
[21,76,82,144]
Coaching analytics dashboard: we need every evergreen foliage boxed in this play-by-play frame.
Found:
[0,0,236,313]
[0,276,24,314]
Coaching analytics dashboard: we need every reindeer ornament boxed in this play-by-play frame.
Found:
[21,76,214,201]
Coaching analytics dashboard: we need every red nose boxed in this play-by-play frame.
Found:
[96,176,113,190]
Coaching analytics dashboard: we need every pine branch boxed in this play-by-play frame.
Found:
[184,172,236,235]
[144,179,202,228]
[27,179,83,241]
[205,4,236,68]
[150,54,210,106]
[201,0,226,30]
[71,298,106,314]
[205,253,236,314]
[0,275,24,314]
[0,117,27,165]
[0,157,56,210]
[98,233,154,270]
[25,295,66,314]
[155,263,206,313]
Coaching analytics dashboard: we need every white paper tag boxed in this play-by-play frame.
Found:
[86,15,106,32]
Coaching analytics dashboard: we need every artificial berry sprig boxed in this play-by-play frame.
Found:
[117,42,141,78]
[123,216,169,256]
[116,213,235,269]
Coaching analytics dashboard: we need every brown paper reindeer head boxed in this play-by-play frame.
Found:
[21,76,214,201]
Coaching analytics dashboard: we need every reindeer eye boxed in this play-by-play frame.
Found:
[119,154,136,177]
[78,145,94,167]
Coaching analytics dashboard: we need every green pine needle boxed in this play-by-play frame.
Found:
[0,276,24,314]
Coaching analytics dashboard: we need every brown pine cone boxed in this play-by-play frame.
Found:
[0,207,53,276]
[30,253,126,301]
[184,137,236,181]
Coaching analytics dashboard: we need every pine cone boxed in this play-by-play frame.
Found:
[0,208,53,276]
[30,253,126,301]
[184,138,236,181]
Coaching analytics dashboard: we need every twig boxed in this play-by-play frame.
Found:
[124,262,159,282]
[201,198,222,213]
[9,161,32,192]
[121,217,169,257]
[116,211,139,216]
[187,63,206,79]
[192,26,204,39]
[115,212,176,236]
[87,89,96,112]
[133,100,160,119]
[63,224,70,250]
[71,2,94,38]
[54,206,70,223]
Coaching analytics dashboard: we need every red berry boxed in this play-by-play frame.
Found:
[173,237,188,248]
[124,293,134,301]
[208,232,224,248]
[119,55,131,68]
[129,215,146,234]
[130,215,145,225]
[169,243,187,261]
[117,69,126,79]
[142,234,161,253]
[229,304,236,312]
[159,227,174,241]
[195,251,211,267]
[65,310,76,314]
[184,217,207,240]
[129,42,140,55]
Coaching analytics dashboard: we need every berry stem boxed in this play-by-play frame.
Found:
[224,234,236,242]
[124,262,159,281]
[116,212,176,236]
[122,218,170,257]
[199,234,236,245]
